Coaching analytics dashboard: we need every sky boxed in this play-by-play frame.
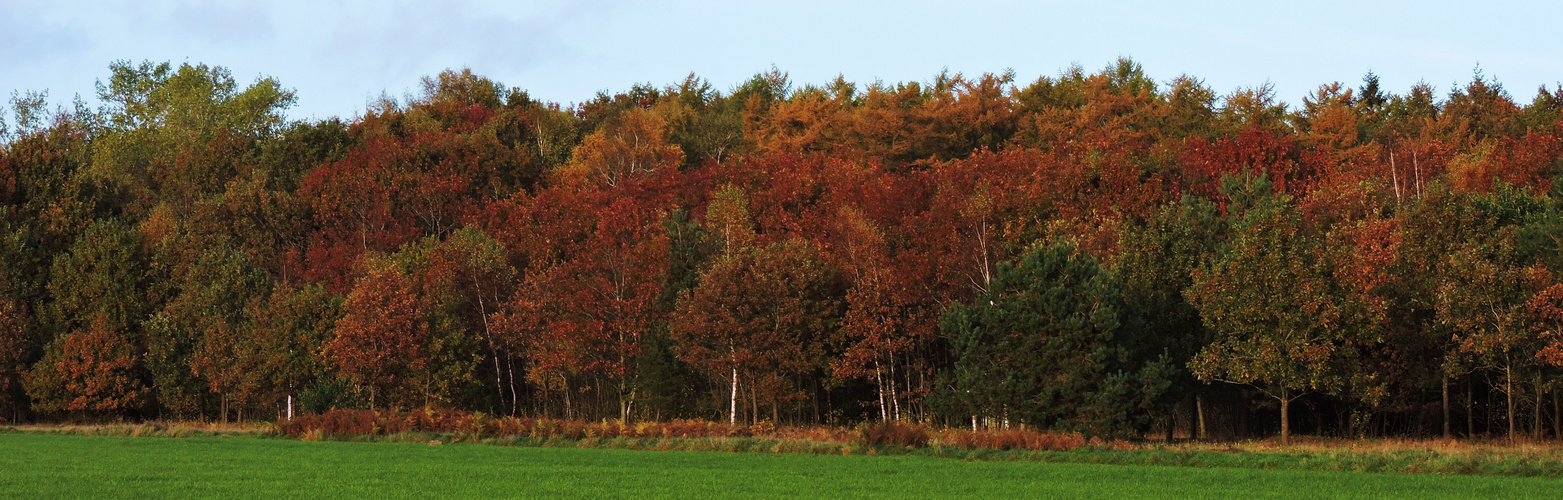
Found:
[2,0,1561,121]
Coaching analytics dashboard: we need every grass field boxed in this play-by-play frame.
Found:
[0,433,1560,499]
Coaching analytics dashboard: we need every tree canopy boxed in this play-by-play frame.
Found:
[3,60,1563,441]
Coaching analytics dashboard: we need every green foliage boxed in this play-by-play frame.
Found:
[97,60,294,137]
[419,68,505,109]
[662,74,747,167]
[658,209,710,309]
[89,61,295,214]
[943,240,1167,436]
[297,375,363,413]
[44,219,147,336]
[1187,178,1348,399]
[249,284,344,400]
[255,120,353,192]
[1116,196,1226,391]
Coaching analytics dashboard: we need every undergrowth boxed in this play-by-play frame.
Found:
[6,409,1563,478]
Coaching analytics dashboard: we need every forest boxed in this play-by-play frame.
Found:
[2,59,1562,444]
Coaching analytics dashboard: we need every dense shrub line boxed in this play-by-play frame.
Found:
[272,409,1093,452]
[261,411,1563,477]
[5,415,1562,477]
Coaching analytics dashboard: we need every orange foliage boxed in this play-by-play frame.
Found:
[29,315,147,413]
[327,264,428,406]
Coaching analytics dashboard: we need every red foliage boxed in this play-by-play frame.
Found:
[1180,128,1313,199]
[31,315,147,413]
[300,139,422,291]
[670,240,840,420]
[858,420,930,447]
[1530,280,1563,367]
[276,409,770,440]
[933,428,1089,451]
[326,265,428,406]
[490,184,671,414]
[1450,127,1563,193]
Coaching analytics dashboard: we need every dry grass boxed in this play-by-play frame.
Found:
[1145,435,1563,461]
[272,410,1095,452]
[9,414,1563,477]
[3,420,270,438]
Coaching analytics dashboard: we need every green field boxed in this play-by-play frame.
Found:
[0,433,1558,499]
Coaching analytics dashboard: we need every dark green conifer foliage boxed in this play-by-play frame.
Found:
[944,240,1166,436]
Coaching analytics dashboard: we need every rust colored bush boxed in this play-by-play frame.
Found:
[277,410,1104,454]
[858,420,930,447]
[279,410,770,440]
[933,428,1088,451]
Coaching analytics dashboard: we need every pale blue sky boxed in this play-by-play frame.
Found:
[3,0,1560,120]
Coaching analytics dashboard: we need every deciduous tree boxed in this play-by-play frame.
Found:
[671,240,842,424]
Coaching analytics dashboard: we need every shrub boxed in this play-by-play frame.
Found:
[297,377,362,413]
[933,428,1087,451]
[277,410,767,441]
[858,421,930,448]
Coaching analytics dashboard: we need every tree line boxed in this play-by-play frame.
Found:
[2,59,1563,443]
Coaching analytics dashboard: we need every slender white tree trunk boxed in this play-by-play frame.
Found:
[889,357,901,421]
[874,362,887,421]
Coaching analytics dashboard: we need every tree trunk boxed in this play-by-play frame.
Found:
[1544,389,1556,440]
[1535,374,1544,441]
[874,362,887,421]
[1507,364,1516,444]
[623,387,637,423]
[811,378,821,425]
[506,356,519,417]
[729,368,738,425]
[1196,393,1208,440]
[888,358,901,421]
[594,376,605,420]
[1443,374,1451,439]
[1279,391,1291,446]
[476,292,505,416]
[1164,413,1175,442]
[1467,379,1474,438]
[1390,151,1401,204]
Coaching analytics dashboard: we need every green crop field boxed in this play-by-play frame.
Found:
[0,433,1558,499]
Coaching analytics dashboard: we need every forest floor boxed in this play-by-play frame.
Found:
[1,432,1560,499]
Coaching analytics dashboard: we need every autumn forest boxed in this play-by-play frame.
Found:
[2,59,1563,444]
